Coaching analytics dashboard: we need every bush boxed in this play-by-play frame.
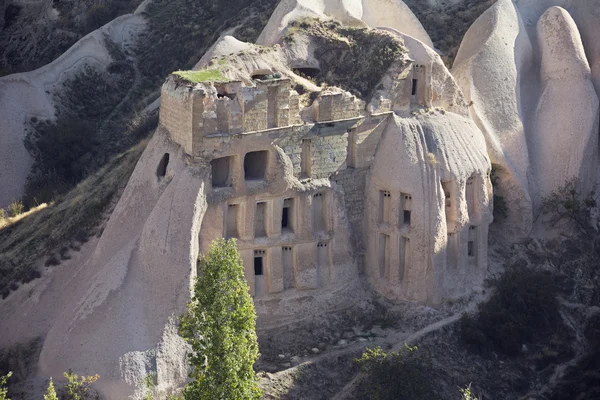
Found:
[354,345,435,400]
[64,370,100,400]
[180,239,261,400]
[44,378,58,400]
[461,266,560,355]
[0,372,11,400]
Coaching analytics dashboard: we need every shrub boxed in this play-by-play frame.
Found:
[64,370,100,400]
[180,239,261,400]
[461,265,560,355]
[0,372,11,400]
[0,209,5,220]
[354,345,435,400]
[7,201,24,217]
[44,378,58,400]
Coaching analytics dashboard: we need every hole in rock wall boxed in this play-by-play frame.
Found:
[211,156,232,187]
[226,204,239,238]
[412,79,418,96]
[293,68,321,80]
[244,151,268,181]
[282,198,294,232]
[254,255,264,275]
[157,153,169,177]
[401,193,412,226]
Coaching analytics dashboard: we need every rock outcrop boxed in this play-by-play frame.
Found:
[452,0,534,238]
[530,6,598,203]
[256,0,432,48]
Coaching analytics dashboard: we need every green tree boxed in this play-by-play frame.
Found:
[44,378,59,400]
[0,372,11,400]
[180,239,261,400]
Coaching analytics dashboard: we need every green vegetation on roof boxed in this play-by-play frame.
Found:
[173,69,228,83]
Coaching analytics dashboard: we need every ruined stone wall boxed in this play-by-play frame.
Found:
[315,91,361,122]
[159,80,194,155]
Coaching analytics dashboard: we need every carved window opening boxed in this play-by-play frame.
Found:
[157,153,169,178]
[211,156,232,187]
[301,139,312,178]
[379,190,391,223]
[254,250,266,276]
[317,242,330,287]
[255,202,267,238]
[244,151,268,181]
[282,247,294,290]
[282,198,294,233]
[399,236,410,283]
[411,79,418,96]
[401,193,412,227]
[442,181,455,224]
[466,175,476,218]
[468,226,478,260]
[226,204,240,238]
[379,233,389,279]
[447,232,458,268]
[313,193,326,232]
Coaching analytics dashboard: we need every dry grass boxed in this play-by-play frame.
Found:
[0,140,147,298]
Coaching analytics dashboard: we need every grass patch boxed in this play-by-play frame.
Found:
[173,68,228,83]
[0,140,147,298]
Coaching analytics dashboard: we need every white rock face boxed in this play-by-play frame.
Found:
[452,0,534,239]
[569,1,600,96]
[366,113,492,304]
[529,6,598,203]
[256,0,432,48]
[37,129,205,399]
[0,14,145,208]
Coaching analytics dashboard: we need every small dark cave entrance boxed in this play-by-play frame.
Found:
[157,153,169,177]
[293,67,321,80]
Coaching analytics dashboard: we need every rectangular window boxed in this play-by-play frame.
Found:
[379,190,391,223]
[317,242,330,286]
[244,151,268,181]
[468,226,478,260]
[313,193,326,232]
[282,247,294,290]
[447,233,458,268]
[301,139,312,178]
[254,255,263,275]
[442,181,455,223]
[466,175,476,218]
[379,233,389,279]
[412,79,418,96]
[211,156,232,187]
[401,193,412,227]
[399,236,410,283]
[255,202,267,238]
[226,204,239,238]
[282,198,294,232]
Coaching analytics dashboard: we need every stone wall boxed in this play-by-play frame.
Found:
[310,132,348,179]
[314,90,361,122]
[159,79,194,155]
